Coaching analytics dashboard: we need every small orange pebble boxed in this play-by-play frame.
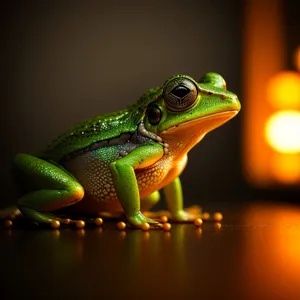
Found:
[160,215,168,223]
[50,220,60,229]
[117,221,126,230]
[194,218,203,227]
[64,218,71,225]
[94,218,103,226]
[162,223,171,231]
[213,212,223,222]
[76,220,85,229]
[4,219,13,228]
[202,212,210,220]
[141,222,150,231]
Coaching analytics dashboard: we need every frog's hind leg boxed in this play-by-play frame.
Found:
[14,154,84,226]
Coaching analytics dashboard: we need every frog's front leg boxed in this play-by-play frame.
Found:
[14,154,84,226]
[164,177,200,222]
[110,143,164,228]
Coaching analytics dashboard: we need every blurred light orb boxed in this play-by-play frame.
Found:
[265,111,300,153]
[267,71,300,109]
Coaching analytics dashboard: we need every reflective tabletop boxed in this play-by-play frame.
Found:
[1,201,300,300]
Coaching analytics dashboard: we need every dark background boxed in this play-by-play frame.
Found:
[1,0,299,210]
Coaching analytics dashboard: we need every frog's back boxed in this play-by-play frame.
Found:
[39,87,161,162]
[39,107,140,162]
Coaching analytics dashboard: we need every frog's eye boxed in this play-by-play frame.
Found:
[163,78,198,112]
[199,72,227,90]
[147,103,162,125]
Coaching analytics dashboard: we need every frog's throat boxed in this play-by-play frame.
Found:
[160,110,239,141]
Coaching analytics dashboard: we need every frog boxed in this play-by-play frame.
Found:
[5,72,240,229]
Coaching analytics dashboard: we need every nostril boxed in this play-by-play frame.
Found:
[220,94,226,100]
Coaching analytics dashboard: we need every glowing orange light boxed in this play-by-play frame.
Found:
[265,111,300,153]
[270,153,300,184]
[243,0,300,187]
[266,71,300,109]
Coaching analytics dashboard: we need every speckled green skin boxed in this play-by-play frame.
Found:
[39,86,162,162]
[10,73,241,228]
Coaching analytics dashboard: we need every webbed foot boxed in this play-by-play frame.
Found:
[127,211,162,229]
[14,207,105,229]
[171,209,200,223]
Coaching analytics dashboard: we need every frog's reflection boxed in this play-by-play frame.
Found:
[241,203,300,299]
[114,224,193,294]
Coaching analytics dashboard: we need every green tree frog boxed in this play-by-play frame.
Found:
[7,73,241,229]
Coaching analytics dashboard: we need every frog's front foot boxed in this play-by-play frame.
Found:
[127,211,161,229]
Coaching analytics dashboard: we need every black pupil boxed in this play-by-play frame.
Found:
[147,105,161,125]
[171,85,190,98]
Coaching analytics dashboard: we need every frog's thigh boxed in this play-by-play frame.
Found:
[141,191,160,211]
[14,154,84,224]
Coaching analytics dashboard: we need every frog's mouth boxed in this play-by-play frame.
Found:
[160,110,239,141]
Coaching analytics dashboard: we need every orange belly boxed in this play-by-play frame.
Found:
[65,151,187,214]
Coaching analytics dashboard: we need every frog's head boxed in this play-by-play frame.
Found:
[141,73,241,150]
